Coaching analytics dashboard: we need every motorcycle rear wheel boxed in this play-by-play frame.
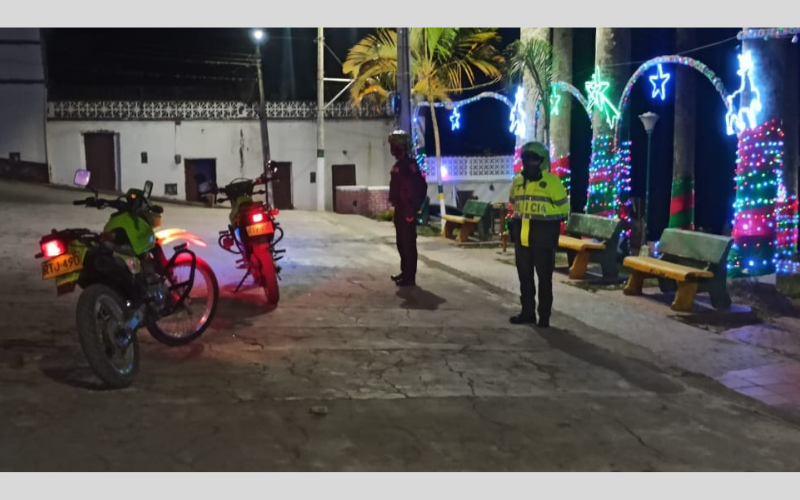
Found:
[76,284,139,389]
[251,244,280,306]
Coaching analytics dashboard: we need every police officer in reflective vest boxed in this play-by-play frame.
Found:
[508,141,569,327]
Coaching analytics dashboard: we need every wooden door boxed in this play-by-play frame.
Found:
[184,159,217,202]
[271,161,293,209]
[332,164,356,212]
[83,133,116,191]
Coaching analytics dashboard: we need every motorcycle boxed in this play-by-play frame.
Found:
[35,169,219,388]
[215,164,284,305]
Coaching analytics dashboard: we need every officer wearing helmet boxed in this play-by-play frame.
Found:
[508,141,569,327]
[388,130,427,287]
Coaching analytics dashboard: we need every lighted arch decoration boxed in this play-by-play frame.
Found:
[530,81,594,195]
[533,81,593,122]
[412,90,528,181]
[613,55,732,147]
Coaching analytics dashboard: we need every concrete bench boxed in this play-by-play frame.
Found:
[442,200,490,242]
[622,228,733,311]
[558,213,622,281]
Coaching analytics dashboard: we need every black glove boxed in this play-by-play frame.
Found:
[507,219,518,244]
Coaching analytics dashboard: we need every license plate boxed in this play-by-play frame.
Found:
[42,253,83,280]
[246,222,273,237]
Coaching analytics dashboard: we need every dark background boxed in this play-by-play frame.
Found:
[42,27,799,239]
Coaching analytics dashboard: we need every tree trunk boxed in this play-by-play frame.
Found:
[729,34,793,279]
[550,28,573,194]
[587,28,630,219]
[784,39,799,261]
[520,28,550,143]
[669,28,696,230]
[429,96,446,235]
[551,28,572,159]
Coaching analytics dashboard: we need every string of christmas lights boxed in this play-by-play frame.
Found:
[615,55,731,146]
[728,120,782,277]
[552,81,593,121]
[586,135,618,218]
[614,141,634,240]
[776,194,799,260]
[737,28,800,40]
[551,154,571,194]
[775,152,798,265]
[776,259,800,275]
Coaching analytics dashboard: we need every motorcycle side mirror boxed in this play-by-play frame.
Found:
[143,180,153,199]
[74,169,91,187]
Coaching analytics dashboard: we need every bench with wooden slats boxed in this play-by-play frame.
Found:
[442,200,490,242]
[622,228,733,312]
[557,213,623,280]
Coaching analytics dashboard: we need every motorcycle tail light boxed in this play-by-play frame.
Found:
[250,212,264,224]
[42,240,66,258]
[270,209,280,216]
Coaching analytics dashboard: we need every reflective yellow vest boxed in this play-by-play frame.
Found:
[509,171,569,247]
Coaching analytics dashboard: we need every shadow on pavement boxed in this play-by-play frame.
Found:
[396,286,447,311]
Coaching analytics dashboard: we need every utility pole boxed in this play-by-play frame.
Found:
[396,28,413,136]
[316,27,326,212]
[252,30,273,206]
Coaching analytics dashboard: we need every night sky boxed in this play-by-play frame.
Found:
[42,27,799,238]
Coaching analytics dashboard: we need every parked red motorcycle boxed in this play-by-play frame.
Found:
[215,167,284,305]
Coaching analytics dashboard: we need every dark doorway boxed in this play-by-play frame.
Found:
[83,132,116,191]
[271,161,293,209]
[184,159,217,202]
[332,164,357,211]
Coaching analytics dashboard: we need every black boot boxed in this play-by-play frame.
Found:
[391,273,404,282]
[509,313,536,325]
[395,277,416,287]
[537,317,550,328]
[510,297,535,324]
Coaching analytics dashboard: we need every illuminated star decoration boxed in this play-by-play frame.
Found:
[648,63,671,101]
[550,84,562,116]
[509,86,527,138]
[449,106,461,131]
[725,51,762,136]
[585,68,621,129]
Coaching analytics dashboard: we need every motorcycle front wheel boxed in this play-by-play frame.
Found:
[147,254,219,346]
[76,284,139,389]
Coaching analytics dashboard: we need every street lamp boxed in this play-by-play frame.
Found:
[251,28,273,205]
[638,111,659,256]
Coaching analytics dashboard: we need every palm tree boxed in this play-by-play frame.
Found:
[343,28,505,225]
[505,37,558,146]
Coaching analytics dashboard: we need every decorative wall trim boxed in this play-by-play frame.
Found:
[424,155,515,183]
[47,100,391,121]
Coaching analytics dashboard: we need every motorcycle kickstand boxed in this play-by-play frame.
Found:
[234,267,252,294]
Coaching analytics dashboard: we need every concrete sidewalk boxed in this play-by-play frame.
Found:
[326,212,800,416]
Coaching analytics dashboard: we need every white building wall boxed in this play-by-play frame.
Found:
[0,28,47,165]
[46,118,395,210]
